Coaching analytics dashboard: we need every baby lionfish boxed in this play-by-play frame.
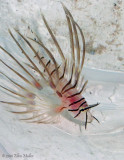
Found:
[0,4,99,129]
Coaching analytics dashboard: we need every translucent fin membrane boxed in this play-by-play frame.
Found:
[0,4,123,139]
[0,4,98,130]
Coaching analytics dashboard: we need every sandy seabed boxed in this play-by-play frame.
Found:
[0,0,124,160]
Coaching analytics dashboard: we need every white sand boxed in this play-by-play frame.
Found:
[0,0,124,160]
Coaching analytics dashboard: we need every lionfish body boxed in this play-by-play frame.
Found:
[0,4,99,128]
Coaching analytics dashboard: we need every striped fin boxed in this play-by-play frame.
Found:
[0,85,27,98]
[0,71,31,93]
[75,22,85,71]
[28,37,59,83]
[42,14,65,62]
[0,45,40,84]
[62,4,75,66]
[62,3,86,72]
[61,64,74,93]
[62,3,80,71]
[14,29,57,88]
[62,70,80,93]
[9,29,47,84]
[20,112,46,121]
[0,101,28,106]
[9,110,39,114]
[0,59,33,86]
[26,116,58,124]
[56,3,87,99]
[0,4,97,127]
[59,60,67,80]
[67,80,88,98]
[0,46,42,90]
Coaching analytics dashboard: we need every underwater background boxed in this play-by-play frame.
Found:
[0,0,124,160]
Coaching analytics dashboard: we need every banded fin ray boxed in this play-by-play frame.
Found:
[0,4,99,127]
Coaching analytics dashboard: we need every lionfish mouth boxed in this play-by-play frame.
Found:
[0,3,100,129]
